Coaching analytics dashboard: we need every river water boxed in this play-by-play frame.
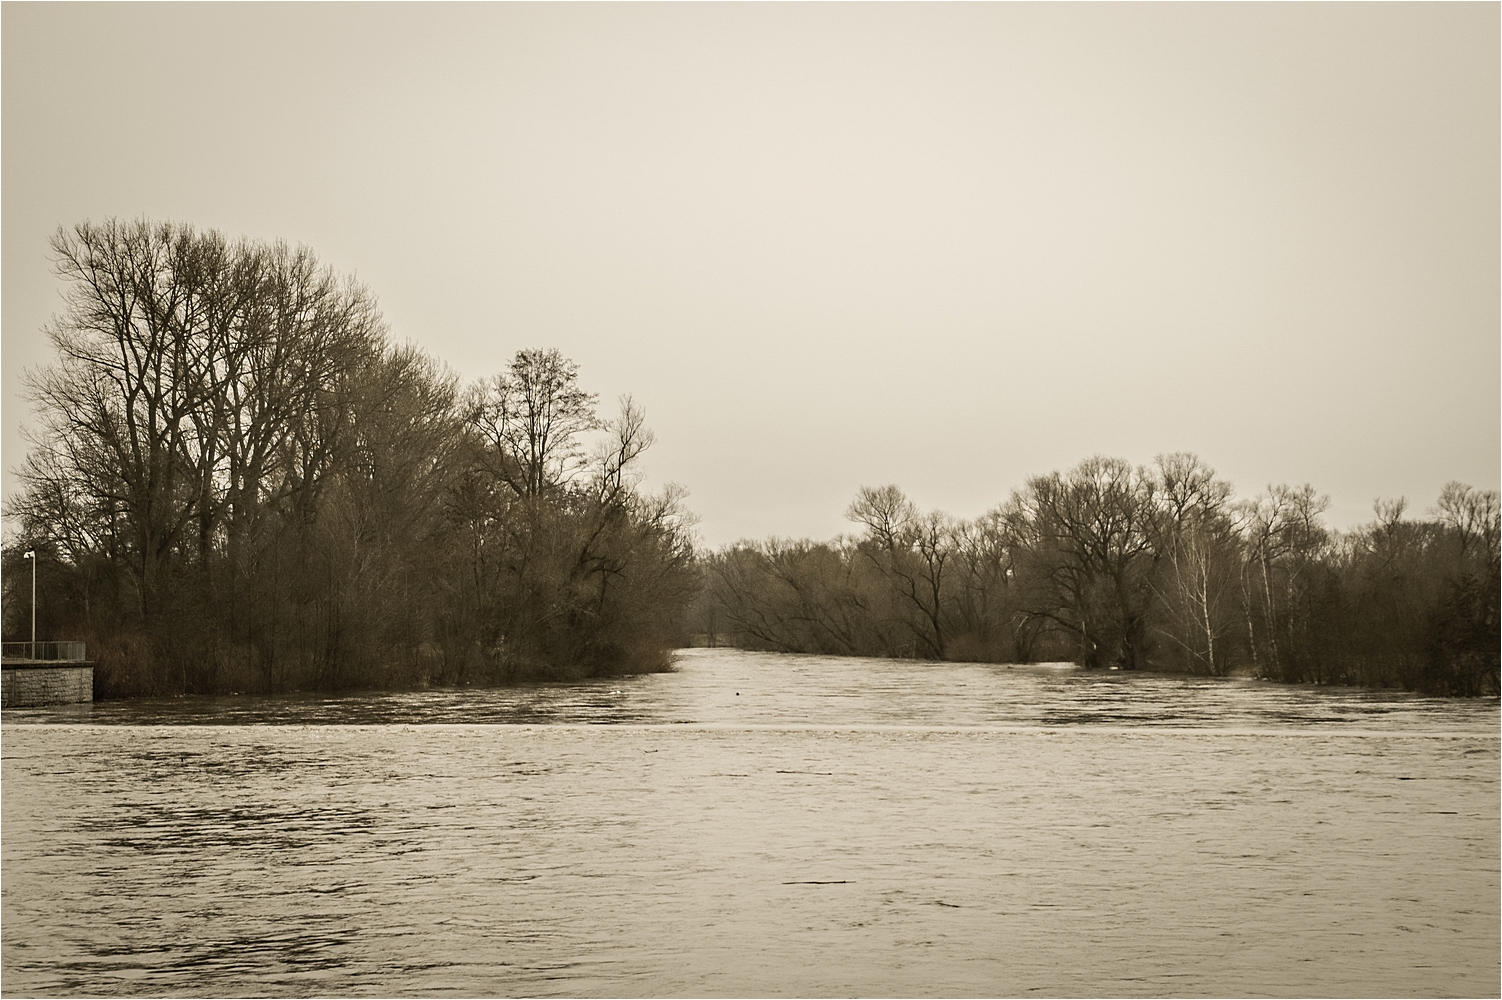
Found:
[3,649,1498,998]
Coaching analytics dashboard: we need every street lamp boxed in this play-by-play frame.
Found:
[22,550,35,659]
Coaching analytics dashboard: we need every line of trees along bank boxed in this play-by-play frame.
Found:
[4,219,697,697]
[696,456,1499,696]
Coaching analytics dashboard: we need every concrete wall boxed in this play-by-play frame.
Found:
[2,665,93,708]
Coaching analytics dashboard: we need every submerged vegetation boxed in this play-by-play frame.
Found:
[5,219,1497,698]
[696,459,1500,697]
[4,219,697,696]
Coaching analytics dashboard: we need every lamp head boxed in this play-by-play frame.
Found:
[23,550,35,560]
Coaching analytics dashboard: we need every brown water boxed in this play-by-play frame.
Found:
[3,649,1498,997]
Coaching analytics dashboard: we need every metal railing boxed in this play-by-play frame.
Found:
[1,641,88,662]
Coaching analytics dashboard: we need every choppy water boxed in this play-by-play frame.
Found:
[3,649,1498,998]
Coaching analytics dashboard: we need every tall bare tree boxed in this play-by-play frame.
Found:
[468,348,600,499]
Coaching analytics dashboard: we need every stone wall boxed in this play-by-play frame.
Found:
[2,665,94,708]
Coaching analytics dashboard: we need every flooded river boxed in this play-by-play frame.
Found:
[3,649,1498,997]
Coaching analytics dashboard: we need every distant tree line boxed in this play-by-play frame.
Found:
[8,220,1496,701]
[4,219,697,697]
[695,455,1499,696]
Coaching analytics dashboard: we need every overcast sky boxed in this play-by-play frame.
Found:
[4,3,1497,548]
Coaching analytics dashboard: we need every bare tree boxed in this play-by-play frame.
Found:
[1236,484,1330,678]
[26,220,215,614]
[468,348,600,499]
[1010,456,1159,669]
[1147,454,1240,673]
[1151,516,1242,674]
[1433,482,1501,562]
[846,486,953,659]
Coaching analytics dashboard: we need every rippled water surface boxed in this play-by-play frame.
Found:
[4,649,1498,997]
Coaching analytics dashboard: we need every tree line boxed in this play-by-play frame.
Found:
[4,219,697,696]
[695,455,1500,696]
[7,219,1497,700]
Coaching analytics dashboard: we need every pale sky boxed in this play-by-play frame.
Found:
[4,3,1498,549]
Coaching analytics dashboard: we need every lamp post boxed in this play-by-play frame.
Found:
[22,550,35,659]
